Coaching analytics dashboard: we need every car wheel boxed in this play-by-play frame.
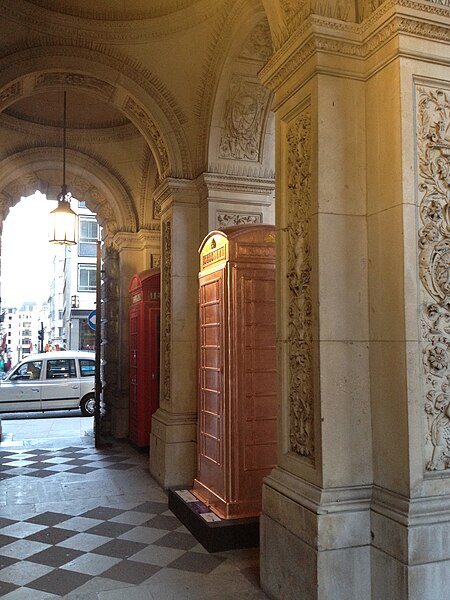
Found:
[80,394,95,416]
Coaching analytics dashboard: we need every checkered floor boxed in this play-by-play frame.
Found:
[0,442,267,599]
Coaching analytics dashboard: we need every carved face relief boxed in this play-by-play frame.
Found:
[240,20,273,62]
[417,85,450,472]
[219,75,270,162]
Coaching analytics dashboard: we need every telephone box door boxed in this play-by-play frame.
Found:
[128,269,160,448]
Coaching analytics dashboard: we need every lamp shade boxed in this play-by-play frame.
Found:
[49,197,78,245]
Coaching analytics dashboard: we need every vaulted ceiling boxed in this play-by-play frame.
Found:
[0,0,272,237]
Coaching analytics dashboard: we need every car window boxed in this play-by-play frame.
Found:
[46,359,77,379]
[79,359,95,377]
[16,361,42,380]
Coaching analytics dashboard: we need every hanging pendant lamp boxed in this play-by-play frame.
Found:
[49,91,78,245]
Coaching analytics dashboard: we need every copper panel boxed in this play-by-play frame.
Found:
[194,225,277,519]
[203,389,220,414]
[202,303,220,324]
[196,271,225,501]
[203,434,221,464]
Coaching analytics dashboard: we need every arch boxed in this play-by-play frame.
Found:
[206,11,274,178]
[0,147,138,239]
[195,0,273,172]
[0,45,192,179]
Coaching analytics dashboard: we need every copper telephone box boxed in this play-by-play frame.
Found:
[193,225,277,519]
[128,269,160,449]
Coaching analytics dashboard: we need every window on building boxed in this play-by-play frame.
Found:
[78,217,98,257]
[78,265,97,292]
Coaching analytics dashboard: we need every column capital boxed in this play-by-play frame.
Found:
[260,1,450,106]
[111,228,160,252]
[154,177,200,219]
[196,172,274,201]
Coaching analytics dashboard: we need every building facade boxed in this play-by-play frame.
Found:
[0,2,449,598]
[3,302,43,365]
[60,200,98,352]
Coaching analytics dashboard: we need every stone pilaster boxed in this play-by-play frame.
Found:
[259,2,450,599]
[365,4,450,599]
[259,9,372,600]
[149,178,200,488]
[107,229,160,439]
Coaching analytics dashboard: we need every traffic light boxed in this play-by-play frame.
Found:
[38,322,44,352]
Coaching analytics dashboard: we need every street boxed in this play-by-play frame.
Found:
[0,410,93,446]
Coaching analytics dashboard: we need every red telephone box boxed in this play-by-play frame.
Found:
[128,269,160,448]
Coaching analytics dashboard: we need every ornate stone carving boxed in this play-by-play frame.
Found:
[416,85,450,472]
[153,194,162,220]
[219,75,270,162]
[2,0,222,43]
[151,254,161,268]
[280,0,449,25]
[124,97,170,177]
[286,109,315,462]
[217,211,261,227]
[0,82,22,106]
[356,0,386,21]
[2,173,43,201]
[161,220,172,403]
[240,20,273,62]
[100,243,120,434]
[35,72,114,98]
[281,0,354,23]
[261,9,450,93]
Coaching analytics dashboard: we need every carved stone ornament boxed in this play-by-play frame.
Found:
[286,109,315,463]
[151,254,161,268]
[280,0,353,22]
[161,220,172,403]
[35,73,114,98]
[0,82,22,107]
[417,86,450,472]
[240,20,273,62]
[218,74,270,162]
[216,212,261,227]
[124,97,170,177]
[356,0,387,21]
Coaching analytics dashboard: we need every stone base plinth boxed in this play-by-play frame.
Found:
[149,408,197,489]
[260,514,371,600]
[168,488,259,553]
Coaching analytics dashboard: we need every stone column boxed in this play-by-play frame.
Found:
[364,5,450,600]
[101,242,119,436]
[258,12,372,600]
[105,230,160,439]
[149,178,200,488]
[258,3,450,599]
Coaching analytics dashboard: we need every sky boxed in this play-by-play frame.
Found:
[1,192,58,308]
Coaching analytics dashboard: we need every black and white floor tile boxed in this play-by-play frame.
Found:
[0,442,267,599]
